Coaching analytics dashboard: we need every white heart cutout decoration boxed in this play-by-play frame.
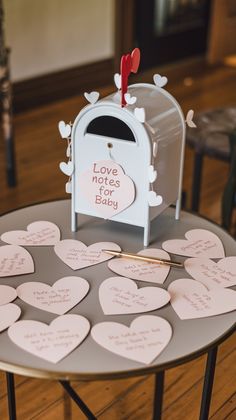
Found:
[148,165,157,183]
[1,221,60,246]
[54,240,121,270]
[0,285,17,306]
[134,107,145,123]
[114,73,121,89]
[168,278,236,320]
[153,74,168,88]
[108,248,170,284]
[148,191,163,207]
[0,304,21,332]
[59,161,74,176]
[184,257,236,289]
[8,314,90,363]
[91,315,172,365]
[124,93,137,105]
[58,121,71,139]
[17,277,90,315]
[78,160,135,219]
[99,276,170,315]
[162,229,225,258]
[186,110,197,128]
[84,91,99,104]
[0,245,34,277]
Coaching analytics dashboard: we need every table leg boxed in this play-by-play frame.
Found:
[153,371,165,420]
[59,380,97,419]
[199,346,218,420]
[191,151,203,212]
[6,372,16,420]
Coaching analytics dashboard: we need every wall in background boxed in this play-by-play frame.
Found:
[4,0,115,82]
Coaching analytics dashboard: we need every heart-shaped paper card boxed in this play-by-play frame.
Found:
[1,221,60,246]
[0,245,34,277]
[108,248,170,284]
[0,304,21,332]
[54,240,121,270]
[184,257,236,289]
[99,277,170,315]
[162,229,225,258]
[91,315,172,364]
[17,277,90,315]
[78,160,135,219]
[168,278,236,320]
[0,285,17,306]
[8,314,90,363]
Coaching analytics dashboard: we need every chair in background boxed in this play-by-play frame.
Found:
[221,130,236,232]
[186,107,236,212]
[0,0,16,187]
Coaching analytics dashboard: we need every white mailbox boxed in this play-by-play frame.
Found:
[59,81,186,246]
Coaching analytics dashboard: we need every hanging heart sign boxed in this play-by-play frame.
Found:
[0,304,21,332]
[17,277,90,314]
[99,277,170,315]
[108,248,170,284]
[0,245,34,277]
[78,160,135,219]
[184,257,236,289]
[54,240,121,270]
[168,278,236,320]
[1,221,60,246]
[91,315,172,365]
[162,229,225,258]
[8,314,90,363]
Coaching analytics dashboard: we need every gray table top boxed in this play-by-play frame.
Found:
[0,200,235,381]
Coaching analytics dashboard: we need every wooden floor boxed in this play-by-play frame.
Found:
[0,58,236,419]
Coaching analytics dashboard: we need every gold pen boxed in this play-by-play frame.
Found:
[103,249,183,268]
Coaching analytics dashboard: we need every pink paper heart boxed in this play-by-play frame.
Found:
[91,315,172,365]
[162,229,225,258]
[0,245,34,277]
[1,221,60,246]
[99,276,170,315]
[17,277,90,315]
[54,240,121,270]
[108,248,170,284]
[184,257,236,289]
[168,278,236,320]
[0,285,17,306]
[0,304,21,332]
[78,160,135,219]
[8,314,90,363]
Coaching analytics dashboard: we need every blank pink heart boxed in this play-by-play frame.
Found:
[8,314,90,363]
[162,229,225,258]
[99,277,170,315]
[184,257,236,289]
[0,285,17,306]
[54,240,121,270]
[108,248,170,284]
[0,245,34,277]
[17,277,90,315]
[0,304,21,332]
[168,278,236,320]
[91,315,172,365]
[1,221,60,246]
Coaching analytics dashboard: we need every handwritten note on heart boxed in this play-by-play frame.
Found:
[184,257,236,289]
[0,245,34,277]
[1,221,60,246]
[17,277,89,315]
[99,277,170,315]
[91,315,172,365]
[168,278,236,320]
[8,314,90,363]
[78,160,135,219]
[162,229,225,258]
[54,240,121,270]
[108,248,170,284]
[0,285,17,306]
[0,304,21,332]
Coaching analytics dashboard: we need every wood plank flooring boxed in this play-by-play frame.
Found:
[0,59,236,419]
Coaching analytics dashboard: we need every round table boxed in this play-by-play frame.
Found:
[0,200,235,419]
